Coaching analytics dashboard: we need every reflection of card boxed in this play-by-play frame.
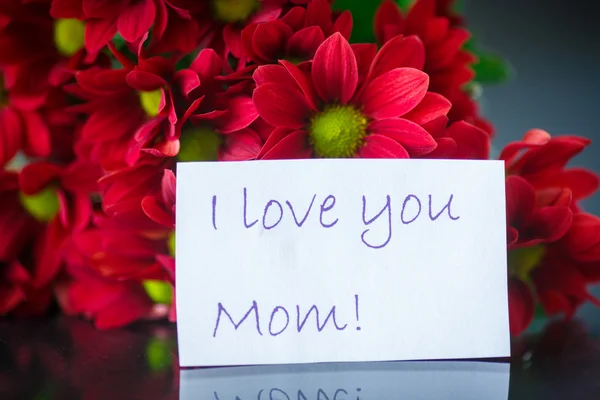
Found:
[176,159,510,367]
[180,361,510,400]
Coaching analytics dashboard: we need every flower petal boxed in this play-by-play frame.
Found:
[561,213,600,262]
[220,129,263,161]
[332,10,353,40]
[85,18,118,53]
[117,0,156,42]
[286,26,325,60]
[367,35,425,81]
[368,118,437,156]
[217,96,259,134]
[402,92,452,125]
[142,196,174,228]
[19,162,63,195]
[528,206,573,243]
[505,175,535,228]
[312,32,358,104]
[374,0,404,44]
[252,20,294,62]
[83,0,126,19]
[260,130,312,160]
[253,83,311,129]
[445,121,490,160]
[508,278,534,336]
[361,68,429,119]
[51,0,85,19]
[426,137,457,159]
[359,134,410,158]
[279,60,319,110]
[0,108,23,166]
[253,65,296,87]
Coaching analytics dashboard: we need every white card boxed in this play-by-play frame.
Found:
[179,361,510,400]
[176,159,510,367]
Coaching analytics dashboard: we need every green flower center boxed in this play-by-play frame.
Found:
[508,245,546,282]
[54,19,85,56]
[178,126,222,162]
[167,232,175,257]
[142,280,173,305]
[139,90,163,117]
[145,337,173,372]
[19,187,60,223]
[213,0,258,23]
[309,104,368,158]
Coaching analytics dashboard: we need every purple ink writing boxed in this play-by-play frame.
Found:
[213,298,358,338]
[236,188,459,249]
[319,195,338,228]
[241,188,339,230]
[263,200,283,230]
[296,305,348,332]
[429,194,460,221]
[354,294,361,331]
[213,388,356,400]
[286,195,316,227]
[213,301,262,337]
[401,194,421,224]
[212,195,218,230]
[268,306,290,336]
[243,187,259,228]
[361,195,392,249]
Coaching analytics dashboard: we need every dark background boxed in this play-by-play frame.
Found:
[465,0,600,326]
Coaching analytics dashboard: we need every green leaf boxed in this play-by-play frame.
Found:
[453,0,465,13]
[473,52,511,84]
[396,0,414,12]
[333,0,380,43]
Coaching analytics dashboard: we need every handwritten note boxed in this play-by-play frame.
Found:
[176,159,510,367]
[179,361,510,400]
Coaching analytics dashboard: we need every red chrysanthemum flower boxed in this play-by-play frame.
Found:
[0,0,107,167]
[0,170,68,316]
[59,205,175,328]
[67,67,147,171]
[240,0,351,67]
[502,129,599,212]
[374,0,490,134]
[251,32,451,158]
[60,261,158,329]
[420,115,489,159]
[128,49,260,164]
[502,130,600,335]
[142,169,176,229]
[50,0,201,56]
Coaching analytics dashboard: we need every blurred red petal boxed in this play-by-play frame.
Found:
[19,162,63,195]
[21,111,51,159]
[252,20,293,62]
[508,278,534,336]
[85,18,118,53]
[117,0,156,42]
[374,0,404,44]
[286,26,325,59]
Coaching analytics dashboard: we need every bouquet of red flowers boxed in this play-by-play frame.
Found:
[1,0,598,336]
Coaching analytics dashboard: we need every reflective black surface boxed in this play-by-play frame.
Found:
[2,317,600,399]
